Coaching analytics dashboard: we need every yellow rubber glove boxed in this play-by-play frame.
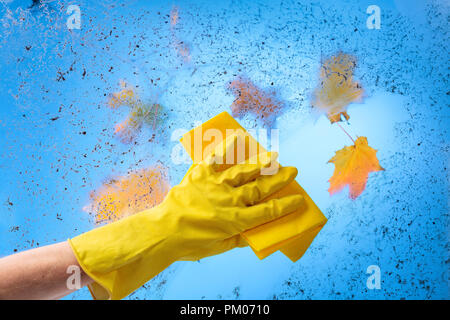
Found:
[181,111,327,261]
[68,136,303,300]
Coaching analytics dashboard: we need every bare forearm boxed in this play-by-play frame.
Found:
[0,241,92,300]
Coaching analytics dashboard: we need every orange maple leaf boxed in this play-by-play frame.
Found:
[312,52,364,123]
[328,136,384,199]
[228,76,284,126]
[83,166,170,223]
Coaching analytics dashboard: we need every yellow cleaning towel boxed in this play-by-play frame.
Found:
[180,111,327,262]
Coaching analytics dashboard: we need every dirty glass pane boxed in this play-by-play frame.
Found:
[0,0,448,300]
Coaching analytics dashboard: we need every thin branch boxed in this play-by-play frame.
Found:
[336,122,355,144]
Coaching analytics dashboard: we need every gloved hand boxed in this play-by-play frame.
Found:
[69,135,303,300]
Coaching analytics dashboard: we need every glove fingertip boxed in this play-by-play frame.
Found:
[290,194,304,207]
[283,166,298,179]
[279,194,304,215]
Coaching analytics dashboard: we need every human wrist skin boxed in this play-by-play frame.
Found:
[68,203,179,300]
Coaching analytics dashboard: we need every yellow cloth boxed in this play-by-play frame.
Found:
[180,111,327,261]
[69,135,303,299]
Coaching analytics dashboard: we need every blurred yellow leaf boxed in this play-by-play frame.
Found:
[312,53,364,123]
[84,166,170,223]
[108,80,136,109]
[107,81,164,143]
[170,6,179,26]
[170,6,191,63]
